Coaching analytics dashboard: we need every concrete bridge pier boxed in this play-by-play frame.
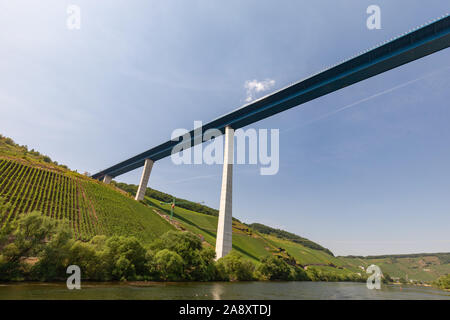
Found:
[103,175,112,184]
[215,126,234,260]
[135,158,154,201]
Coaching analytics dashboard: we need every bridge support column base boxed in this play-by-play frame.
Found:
[103,175,112,184]
[135,159,154,201]
[215,126,234,260]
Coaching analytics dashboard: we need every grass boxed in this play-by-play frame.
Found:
[144,197,276,263]
[265,235,346,267]
[143,197,345,265]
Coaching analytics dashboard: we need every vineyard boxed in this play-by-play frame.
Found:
[0,158,174,243]
[1,154,450,282]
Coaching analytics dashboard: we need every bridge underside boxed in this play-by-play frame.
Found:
[91,15,450,260]
[92,15,450,181]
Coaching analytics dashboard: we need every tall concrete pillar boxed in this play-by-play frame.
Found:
[103,175,112,184]
[135,158,154,201]
[215,126,234,260]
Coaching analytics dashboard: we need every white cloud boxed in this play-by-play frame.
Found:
[244,79,275,102]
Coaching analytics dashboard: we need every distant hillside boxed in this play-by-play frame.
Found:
[340,253,450,282]
[342,252,450,262]
[249,223,334,256]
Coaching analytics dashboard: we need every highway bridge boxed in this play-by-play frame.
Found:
[92,15,450,259]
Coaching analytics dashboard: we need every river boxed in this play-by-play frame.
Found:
[0,281,449,300]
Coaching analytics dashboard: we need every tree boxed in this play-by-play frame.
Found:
[433,274,450,290]
[257,255,292,280]
[216,253,255,281]
[67,241,106,280]
[4,137,14,145]
[103,236,148,281]
[42,156,51,163]
[152,231,215,280]
[383,273,393,284]
[155,249,184,281]
[189,247,217,281]
[31,220,74,280]
[291,265,310,281]
[306,267,322,281]
[158,231,202,265]
[144,250,160,280]
[0,211,58,280]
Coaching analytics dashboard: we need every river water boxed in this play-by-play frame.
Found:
[0,281,449,300]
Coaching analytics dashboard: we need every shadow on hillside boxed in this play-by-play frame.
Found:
[146,199,260,261]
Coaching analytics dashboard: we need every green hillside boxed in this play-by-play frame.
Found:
[249,223,334,256]
[142,197,367,280]
[140,191,450,282]
[112,181,220,217]
[0,157,174,244]
[144,197,276,262]
[1,134,449,284]
[142,197,350,269]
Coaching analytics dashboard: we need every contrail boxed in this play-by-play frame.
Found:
[282,66,450,132]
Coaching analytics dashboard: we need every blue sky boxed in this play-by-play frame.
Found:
[1,1,449,256]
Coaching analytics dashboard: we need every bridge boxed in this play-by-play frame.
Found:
[92,15,450,259]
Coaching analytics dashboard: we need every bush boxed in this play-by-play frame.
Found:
[151,231,216,281]
[256,255,293,280]
[192,247,217,281]
[155,249,184,281]
[0,211,60,280]
[256,258,309,282]
[67,240,108,280]
[291,265,310,281]
[433,274,450,290]
[0,213,336,284]
[383,273,393,284]
[216,253,255,281]
[42,156,51,163]
[103,236,148,281]
[31,220,74,280]
[4,137,14,146]
[305,267,364,282]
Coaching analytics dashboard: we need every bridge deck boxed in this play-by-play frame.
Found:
[92,15,450,180]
